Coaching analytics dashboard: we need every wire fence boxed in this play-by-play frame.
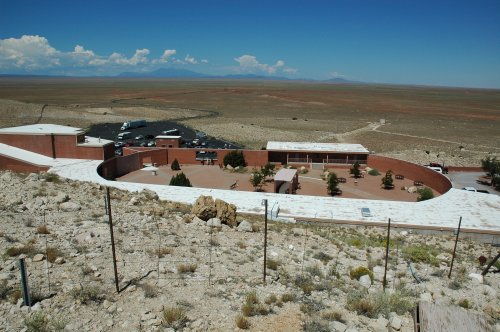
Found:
[1,195,499,307]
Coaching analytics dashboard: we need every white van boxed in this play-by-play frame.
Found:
[426,166,443,174]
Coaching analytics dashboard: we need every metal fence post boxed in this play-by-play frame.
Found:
[106,187,120,292]
[448,216,462,279]
[383,218,391,291]
[262,199,268,284]
[18,258,31,307]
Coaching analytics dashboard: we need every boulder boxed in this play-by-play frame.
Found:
[389,313,402,331]
[215,198,237,227]
[141,189,159,200]
[60,201,81,212]
[469,273,483,284]
[237,220,253,232]
[191,196,217,221]
[226,164,233,170]
[207,218,222,228]
[330,321,347,332]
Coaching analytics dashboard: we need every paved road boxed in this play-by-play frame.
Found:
[448,171,499,196]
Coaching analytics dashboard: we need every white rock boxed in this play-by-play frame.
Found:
[469,273,483,284]
[32,254,44,262]
[330,320,347,332]
[237,220,253,232]
[206,217,222,228]
[55,257,65,264]
[59,202,81,212]
[359,274,371,288]
[288,244,295,250]
[420,292,432,302]
[399,230,408,237]
[389,313,402,330]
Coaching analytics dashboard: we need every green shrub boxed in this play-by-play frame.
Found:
[294,275,315,295]
[306,265,324,278]
[266,258,279,271]
[171,159,181,171]
[281,293,295,303]
[368,168,381,176]
[350,162,362,178]
[382,170,394,188]
[169,172,192,187]
[42,173,61,183]
[313,251,333,264]
[402,244,439,265]
[321,310,344,322]
[24,311,67,332]
[327,172,340,195]
[417,187,434,201]
[69,285,102,304]
[349,266,373,281]
[347,289,415,318]
[458,298,472,309]
[223,150,247,168]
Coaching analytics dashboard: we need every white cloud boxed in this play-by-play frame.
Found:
[184,54,198,64]
[233,55,294,75]
[328,71,345,78]
[201,59,208,64]
[283,67,297,75]
[153,49,176,64]
[0,35,60,70]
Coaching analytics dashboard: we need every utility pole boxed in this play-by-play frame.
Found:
[262,199,268,284]
[448,217,462,279]
[106,187,120,292]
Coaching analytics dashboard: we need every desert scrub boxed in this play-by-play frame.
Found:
[294,275,315,295]
[0,280,10,300]
[266,258,279,270]
[347,289,415,318]
[306,264,324,278]
[36,225,50,234]
[241,291,270,317]
[458,298,472,309]
[349,266,373,281]
[162,306,188,329]
[69,285,103,304]
[313,251,333,264]
[321,310,344,322]
[46,247,63,263]
[281,292,295,303]
[235,315,250,329]
[5,242,36,257]
[140,283,158,298]
[265,294,277,305]
[402,244,439,266]
[177,263,197,274]
[303,319,330,332]
[155,247,173,258]
[23,311,66,332]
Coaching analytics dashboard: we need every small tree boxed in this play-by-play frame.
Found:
[327,172,340,195]
[417,187,434,201]
[481,156,500,187]
[171,158,181,171]
[250,170,264,191]
[350,162,361,178]
[223,150,247,168]
[261,163,276,180]
[381,170,394,189]
[169,172,192,187]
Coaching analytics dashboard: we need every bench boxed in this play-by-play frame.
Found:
[338,177,347,183]
[395,174,404,180]
[414,180,424,186]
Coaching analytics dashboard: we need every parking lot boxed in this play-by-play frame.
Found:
[448,171,499,196]
[86,120,241,155]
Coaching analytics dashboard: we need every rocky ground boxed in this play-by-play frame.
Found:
[0,170,499,331]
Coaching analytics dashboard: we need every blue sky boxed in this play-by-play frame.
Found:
[1,0,499,88]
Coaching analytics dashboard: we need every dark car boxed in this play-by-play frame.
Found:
[477,189,490,194]
[426,162,448,174]
[145,134,155,139]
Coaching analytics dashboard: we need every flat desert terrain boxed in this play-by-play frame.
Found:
[0,78,499,166]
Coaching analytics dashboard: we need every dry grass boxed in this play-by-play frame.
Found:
[177,263,197,274]
[235,315,250,329]
[36,225,50,234]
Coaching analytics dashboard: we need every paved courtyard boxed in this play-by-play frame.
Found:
[117,165,438,202]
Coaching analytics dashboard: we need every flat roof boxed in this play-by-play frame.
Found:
[266,141,369,154]
[77,136,114,147]
[156,135,181,139]
[274,168,298,182]
[0,124,84,135]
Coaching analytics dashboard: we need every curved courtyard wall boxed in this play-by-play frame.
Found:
[367,155,452,194]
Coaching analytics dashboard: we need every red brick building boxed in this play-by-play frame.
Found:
[0,124,114,172]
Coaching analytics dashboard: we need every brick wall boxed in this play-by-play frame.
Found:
[0,133,113,160]
[166,148,269,166]
[0,154,49,173]
[367,155,452,194]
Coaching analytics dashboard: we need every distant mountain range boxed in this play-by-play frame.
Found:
[0,69,359,83]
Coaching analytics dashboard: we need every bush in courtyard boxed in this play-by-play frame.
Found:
[368,168,381,176]
[169,172,192,187]
[481,156,500,187]
[260,162,276,180]
[350,162,362,178]
[250,170,264,191]
[327,172,340,195]
[171,159,181,171]
[223,150,247,168]
[381,170,394,189]
[417,187,434,201]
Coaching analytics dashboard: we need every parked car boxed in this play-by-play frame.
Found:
[147,141,156,147]
[114,141,125,148]
[425,162,448,174]
[140,142,147,147]
[426,166,443,174]
[135,135,144,140]
[115,149,123,156]
[462,187,477,192]
[145,134,155,139]
[477,189,490,194]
